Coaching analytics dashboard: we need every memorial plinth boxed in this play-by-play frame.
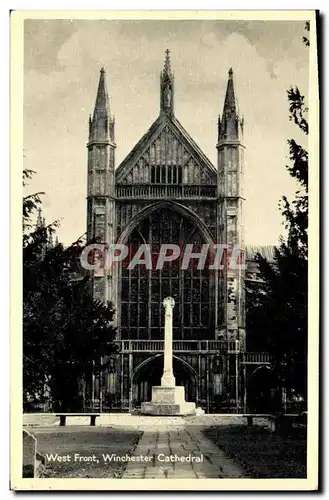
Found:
[141,297,197,416]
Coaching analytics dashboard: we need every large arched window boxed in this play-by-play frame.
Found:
[120,208,214,340]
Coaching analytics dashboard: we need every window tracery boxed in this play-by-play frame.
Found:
[120,209,214,340]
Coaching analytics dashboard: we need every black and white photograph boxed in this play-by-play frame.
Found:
[11,10,319,491]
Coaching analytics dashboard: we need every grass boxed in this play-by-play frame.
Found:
[204,424,307,478]
[31,426,142,478]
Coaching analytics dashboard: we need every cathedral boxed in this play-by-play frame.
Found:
[85,51,269,413]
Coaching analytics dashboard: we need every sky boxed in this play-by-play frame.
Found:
[23,19,309,245]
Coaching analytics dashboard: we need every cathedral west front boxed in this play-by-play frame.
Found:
[85,51,268,413]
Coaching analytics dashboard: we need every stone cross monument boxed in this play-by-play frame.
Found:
[161,297,176,387]
[141,297,197,416]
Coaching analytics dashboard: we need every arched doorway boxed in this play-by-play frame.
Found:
[130,354,198,409]
[247,366,281,413]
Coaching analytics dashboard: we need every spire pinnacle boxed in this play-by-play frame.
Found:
[36,208,43,229]
[163,49,172,77]
[48,230,54,248]
[218,68,243,142]
[160,50,174,116]
[93,67,109,120]
[223,67,236,116]
[89,67,115,144]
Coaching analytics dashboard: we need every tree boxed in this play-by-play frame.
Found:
[23,170,118,411]
[246,23,309,406]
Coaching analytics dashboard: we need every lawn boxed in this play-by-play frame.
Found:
[31,426,142,478]
[204,424,307,478]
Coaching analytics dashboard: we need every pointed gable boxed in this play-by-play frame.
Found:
[116,114,216,185]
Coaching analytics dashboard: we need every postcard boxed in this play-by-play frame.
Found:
[11,9,319,491]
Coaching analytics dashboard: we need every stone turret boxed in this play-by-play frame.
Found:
[86,68,117,304]
[216,68,246,350]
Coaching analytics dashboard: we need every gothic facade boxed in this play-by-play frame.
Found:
[85,52,267,413]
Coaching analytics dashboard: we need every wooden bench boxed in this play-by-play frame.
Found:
[274,413,304,434]
[242,414,273,427]
[56,413,100,427]
[243,413,303,433]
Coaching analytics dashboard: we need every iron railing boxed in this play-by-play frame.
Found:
[116,339,240,353]
[115,184,217,200]
[241,352,271,364]
[115,340,270,363]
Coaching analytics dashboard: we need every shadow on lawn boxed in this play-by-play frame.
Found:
[32,427,142,478]
[204,424,307,479]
